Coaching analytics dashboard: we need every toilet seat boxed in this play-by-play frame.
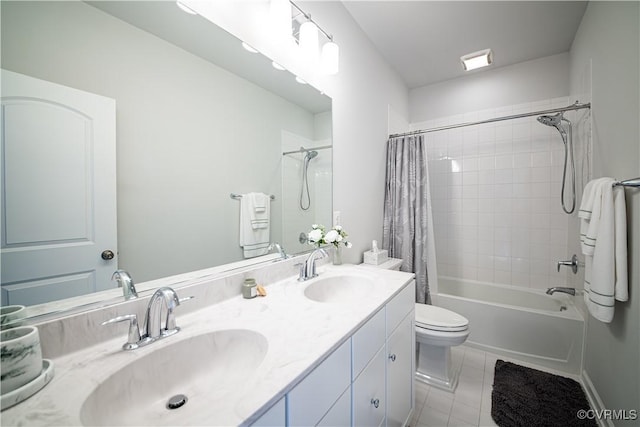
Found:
[415,304,469,332]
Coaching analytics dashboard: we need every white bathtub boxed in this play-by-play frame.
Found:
[436,276,585,374]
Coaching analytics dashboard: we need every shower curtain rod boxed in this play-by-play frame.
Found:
[282,144,333,156]
[389,101,591,138]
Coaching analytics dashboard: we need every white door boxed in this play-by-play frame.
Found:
[1,69,117,306]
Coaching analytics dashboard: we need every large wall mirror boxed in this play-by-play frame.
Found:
[0,1,332,316]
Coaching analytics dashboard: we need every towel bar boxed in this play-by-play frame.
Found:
[613,178,640,188]
[230,193,276,200]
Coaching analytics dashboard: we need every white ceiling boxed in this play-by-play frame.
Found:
[343,1,588,89]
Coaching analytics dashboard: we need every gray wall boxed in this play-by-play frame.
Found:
[2,1,318,282]
[569,2,639,421]
[409,53,570,122]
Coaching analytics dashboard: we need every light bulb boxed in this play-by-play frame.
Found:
[321,41,339,75]
[299,20,319,64]
[242,42,259,54]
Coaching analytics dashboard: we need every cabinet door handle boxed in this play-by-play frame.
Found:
[388,353,396,362]
[370,398,380,409]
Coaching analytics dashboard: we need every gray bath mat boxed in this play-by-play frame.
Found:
[491,360,597,427]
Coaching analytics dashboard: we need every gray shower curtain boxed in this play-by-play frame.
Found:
[382,135,431,304]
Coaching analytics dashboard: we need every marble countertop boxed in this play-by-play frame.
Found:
[2,264,414,426]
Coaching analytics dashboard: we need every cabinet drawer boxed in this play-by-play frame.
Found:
[352,345,386,427]
[352,308,385,380]
[317,385,351,427]
[250,397,285,427]
[386,280,414,336]
[288,339,351,426]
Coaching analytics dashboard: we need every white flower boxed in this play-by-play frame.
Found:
[324,229,339,243]
[311,224,319,229]
[308,229,323,243]
[346,242,353,248]
[336,234,343,242]
[334,225,342,231]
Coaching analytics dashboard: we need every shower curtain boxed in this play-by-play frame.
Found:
[382,135,437,304]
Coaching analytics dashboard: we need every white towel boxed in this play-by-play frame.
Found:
[248,192,270,229]
[251,192,267,213]
[579,177,628,323]
[239,193,270,258]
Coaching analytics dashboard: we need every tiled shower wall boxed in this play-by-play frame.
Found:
[417,97,581,290]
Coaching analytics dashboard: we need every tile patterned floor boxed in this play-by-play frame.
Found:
[409,345,580,427]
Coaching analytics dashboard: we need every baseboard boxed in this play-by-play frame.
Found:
[581,370,614,427]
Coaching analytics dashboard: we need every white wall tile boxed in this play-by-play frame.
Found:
[430,97,570,289]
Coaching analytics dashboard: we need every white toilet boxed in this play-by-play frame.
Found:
[415,303,470,392]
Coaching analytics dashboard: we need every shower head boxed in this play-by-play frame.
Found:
[305,150,318,160]
[537,113,567,140]
[537,113,563,127]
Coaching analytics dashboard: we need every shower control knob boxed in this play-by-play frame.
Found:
[557,254,581,274]
[370,398,380,409]
[388,353,396,362]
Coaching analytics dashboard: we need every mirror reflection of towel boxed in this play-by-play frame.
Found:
[239,192,270,258]
[252,192,267,213]
[249,193,270,229]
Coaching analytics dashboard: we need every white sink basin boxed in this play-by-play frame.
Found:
[80,329,267,426]
[304,274,373,304]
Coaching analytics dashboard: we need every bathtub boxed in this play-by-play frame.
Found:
[435,276,585,375]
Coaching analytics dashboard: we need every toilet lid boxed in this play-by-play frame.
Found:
[415,304,469,332]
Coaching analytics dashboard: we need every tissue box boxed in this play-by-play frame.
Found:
[363,249,388,265]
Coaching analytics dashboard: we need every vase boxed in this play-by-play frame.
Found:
[333,245,343,265]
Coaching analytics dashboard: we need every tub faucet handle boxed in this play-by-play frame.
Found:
[557,254,582,274]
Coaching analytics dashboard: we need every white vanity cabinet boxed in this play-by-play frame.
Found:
[275,279,415,427]
[385,282,415,427]
[287,339,352,426]
[353,345,387,426]
[251,397,286,426]
[352,308,386,426]
[386,313,415,427]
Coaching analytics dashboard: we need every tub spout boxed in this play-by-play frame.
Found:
[546,287,576,296]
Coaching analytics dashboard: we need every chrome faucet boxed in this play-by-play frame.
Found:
[546,287,576,296]
[143,287,182,341]
[298,248,328,281]
[268,242,289,260]
[102,286,193,350]
[112,270,138,300]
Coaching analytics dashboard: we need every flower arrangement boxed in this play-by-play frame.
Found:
[308,224,352,249]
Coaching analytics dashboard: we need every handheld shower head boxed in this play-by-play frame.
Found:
[305,150,318,160]
[537,111,576,214]
[537,113,567,140]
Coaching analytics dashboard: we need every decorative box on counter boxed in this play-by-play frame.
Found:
[363,240,388,265]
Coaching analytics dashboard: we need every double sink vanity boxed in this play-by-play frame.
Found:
[2,257,415,426]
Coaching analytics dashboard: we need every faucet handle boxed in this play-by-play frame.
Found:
[557,254,582,274]
[163,295,195,337]
[102,314,141,350]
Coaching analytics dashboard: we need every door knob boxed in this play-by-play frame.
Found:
[101,250,115,260]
